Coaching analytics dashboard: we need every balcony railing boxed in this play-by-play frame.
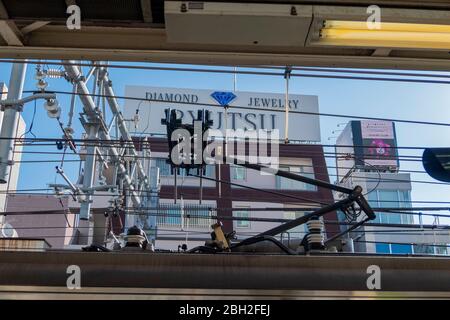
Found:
[156,204,213,229]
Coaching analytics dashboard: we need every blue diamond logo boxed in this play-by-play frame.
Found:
[211,91,236,106]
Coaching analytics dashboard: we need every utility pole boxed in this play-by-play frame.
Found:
[0,61,27,184]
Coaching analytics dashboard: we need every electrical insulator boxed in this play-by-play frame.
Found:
[63,127,74,140]
[44,99,61,118]
[35,69,46,80]
[46,68,65,79]
[36,79,48,90]
[306,217,325,250]
[124,226,148,249]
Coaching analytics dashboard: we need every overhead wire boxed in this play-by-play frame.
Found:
[6,144,434,164]
[21,89,450,128]
[1,132,440,150]
[0,187,449,205]
[12,141,428,160]
[1,65,448,204]
[2,59,450,85]
[0,58,450,250]
[1,205,450,217]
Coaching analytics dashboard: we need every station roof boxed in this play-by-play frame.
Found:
[1,1,450,71]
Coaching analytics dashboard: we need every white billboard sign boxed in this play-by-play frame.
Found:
[361,120,395,140]
[122,86,321,142]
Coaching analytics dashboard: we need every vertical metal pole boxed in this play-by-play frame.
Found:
[219,106,228,198]
[224,106,228,157]
[174,168,178,204]
[147,166,160,244]
[335,145,339,183]
[233,66,237,92]
[0,62,27,184]
[79,124,98,220]
[284,67,291,144]
[199,169,203,205]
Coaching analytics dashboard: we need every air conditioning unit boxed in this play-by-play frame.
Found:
[165,2,313,47]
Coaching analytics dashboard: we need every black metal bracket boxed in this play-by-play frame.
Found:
[225,157,376,244]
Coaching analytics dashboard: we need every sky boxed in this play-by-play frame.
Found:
[0,61,449,222]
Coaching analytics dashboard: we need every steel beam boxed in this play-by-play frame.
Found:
[63,62,143,212]
[2,45,450,72]
[100,69,149,190]
[20,21,51,36]
[0,1,7,19]
[0,21,23,46]
[79,123,99,220]
[140,0,153,23]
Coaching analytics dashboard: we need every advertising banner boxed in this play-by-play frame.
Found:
[359,120,398,168]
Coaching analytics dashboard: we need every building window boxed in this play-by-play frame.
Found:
[234,209,250,228]
[231,166,246,180]
[376,243,447,255]
[376,243,413,254]
[413,244,435,255]
[156,204,212,229]
[283,211,308,238]
[391,243,413,254]
[157,205,182,226]
[435,245,448,255]
[155,158,172,176]
[368,189,412,225]
[155,158,214,178]
[276,166,316,191]
[375,243,390,254]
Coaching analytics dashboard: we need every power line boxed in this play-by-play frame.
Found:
[3,59,450,86]
[21,89,450,127]
[331,220,450,230]
[188,173,329,205]
[13,159,81,164]
[6,224,449,236]
[2,205,450,217]
[8,146,434,175]
[16,141,427,160]
[11,147,430,164]
[3,210,449,232]
[7,135,441,151]
[8,155,435,176]
[1,188,450,205]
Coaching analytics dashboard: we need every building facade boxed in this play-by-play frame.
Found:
[140,138,338,250]
[124,86,338,250]
[335,120,449,255]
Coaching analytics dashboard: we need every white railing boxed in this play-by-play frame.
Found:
[156,204,213,229]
